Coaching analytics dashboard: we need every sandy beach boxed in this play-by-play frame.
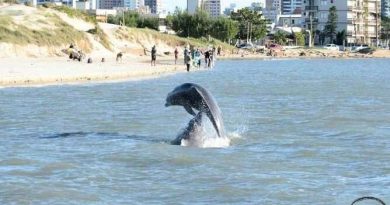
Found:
[2,48,390,88]
[0,56,188,88]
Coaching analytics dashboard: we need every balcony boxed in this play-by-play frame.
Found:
[347,31,378,37]
[305,18,319,24]
[347,6,364,11]
[347,18,380,25]
[305,6,318,11]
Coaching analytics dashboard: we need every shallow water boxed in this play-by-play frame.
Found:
[1,58,390,204]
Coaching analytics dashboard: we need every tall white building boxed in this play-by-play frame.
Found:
[304,0,381,45]
[187,0,220,17]
[203,0,221,17]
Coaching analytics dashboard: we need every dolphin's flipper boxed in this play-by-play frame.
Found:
[184,105,197,116]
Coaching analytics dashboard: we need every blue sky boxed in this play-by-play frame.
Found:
[164,0,257,12]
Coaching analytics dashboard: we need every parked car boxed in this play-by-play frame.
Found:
[238,43,254,49]
[357,47,375,54]
[323,44,340,51]
[351,44,369,52]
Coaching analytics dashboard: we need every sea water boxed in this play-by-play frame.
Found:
[1,58,390,204]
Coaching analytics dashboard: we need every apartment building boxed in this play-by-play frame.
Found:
[187,0,221,17]
[383,0,390,17]
[144,0,162,14]
[282,0,303,14]
[304,0,381,45]
[266,0,281,11]
[187,0,202,14]
[99,0,123,9]
[124,0,144,9]
[203,0,221,17]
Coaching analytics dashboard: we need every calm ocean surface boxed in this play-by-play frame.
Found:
[1,59,390,205]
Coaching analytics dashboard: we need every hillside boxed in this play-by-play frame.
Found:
[0,4,234,58]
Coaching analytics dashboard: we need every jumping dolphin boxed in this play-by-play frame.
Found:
[165,83,225,138]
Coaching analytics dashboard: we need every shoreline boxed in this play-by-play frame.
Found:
[1,52,389,88]
[0,57,189,88]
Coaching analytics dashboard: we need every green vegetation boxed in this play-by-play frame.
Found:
[209,16,239,42]
[231,8,267,42]
[107,11,159,30]
[0,14,91,51]
[381,16,390,44]
[167,10,240,44]
[336,29,346,45]
[1,0,18,3]
[87,25,112,50]
[49,5,96,23]
[115,27,234,51]
[294,32,305,46]
[273,31,287,45]
[167,9,265,44]
[0,15,12,26]
[324,6,338,43]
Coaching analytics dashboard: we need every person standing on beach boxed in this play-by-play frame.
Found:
[204,50,210,68]
[174,47,179,65]
[184,46,189,64]
[217,45,222,56]
[185,53,191,72]
[151,45,157,66]
[194,48,201,68]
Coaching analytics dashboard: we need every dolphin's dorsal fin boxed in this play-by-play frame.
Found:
[184,105,196,116]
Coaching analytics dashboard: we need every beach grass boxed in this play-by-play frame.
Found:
[87,25,112,51]
[46,4,96,24]
[0,14,91,51]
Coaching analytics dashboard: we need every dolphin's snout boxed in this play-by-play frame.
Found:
[165,102,170,107]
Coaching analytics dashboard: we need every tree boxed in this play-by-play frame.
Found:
[381,16,390,47]
[293,32,305,46]
[336,29,346,45]
[231,8,267,42]
[210,17,239,43]
[107,11,159,30]
[274,30,287,45]
[167,9,239,42]
[324,6,338,43]
[137,17,159,30]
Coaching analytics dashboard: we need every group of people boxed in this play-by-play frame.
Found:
[177,45,220,72]
[151,44,220,72]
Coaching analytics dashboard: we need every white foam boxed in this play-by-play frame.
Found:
[178,116,247,148]
[180,135,230,148]
[179,129,247,148]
